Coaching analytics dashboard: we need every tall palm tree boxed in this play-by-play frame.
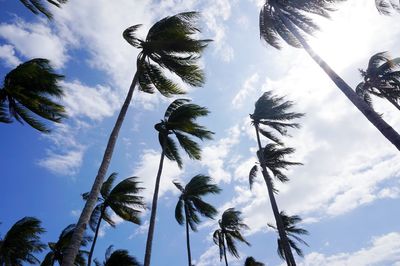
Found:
[0,217,46,266]
[93,246,141,266]
[244,257,264,266]
[41,224,92,266]
[63,12,210,266]
[144,99,213,266]
[213,208,250,266]
[375,0,400,15]
[0,58,66,133]
[268,212,309,260]
[173,174,221,266]
[82,173,146,266]
[18,0,67,19]
[259,0,400,151]
[249,91,303,266]
[356,52,400,111]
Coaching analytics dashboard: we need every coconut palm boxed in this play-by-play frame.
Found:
[0,217,46,266]
[213,208,250,266]
[375,0,400,15]
[41,224,92,266]
[268,212,309,260]
[144,99,213,266]
[82,173,146,266]
[173,174,221,266]
[356,52,400,111]
[93,246,141,266]
[0,58,66,133]
[18,0,67,19]
[249,91,303,266]
[64,12,210,266]
[244,257,264,266]
[259,0,400,151]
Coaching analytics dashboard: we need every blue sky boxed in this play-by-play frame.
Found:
[1,0,400,265]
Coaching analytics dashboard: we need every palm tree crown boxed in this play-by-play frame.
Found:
[375,0,400,15]
[19,0,68,19]
[0,58,66,133]
[123,11,211,97]
[356,52,400,110]
[213,208,250,264]
[41,224,92,266]
[244,257,265,266]
[155,98,214,168]
[0,217,46,266]
[94,246,141,266]
[259,0,344,49]
[268,211,309,259]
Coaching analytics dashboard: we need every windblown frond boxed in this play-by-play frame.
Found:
[19,0,67,19]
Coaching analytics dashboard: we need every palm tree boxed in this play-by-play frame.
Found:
[375,0,400,15]
[173,174,221,266]
[18,0,67,19]
[213,208,250,266]
[93,246,141,266]
[0,58,66,133]
[82,173,146,266]
[0,217,46,266]
[63,12,210,266]
[356,52,400,111]
[259,0,400,151]
[249,91,303,266]
[41,224,92,266]
[144,99,213,266]
[268,212,309,260]
[244,257,264,266]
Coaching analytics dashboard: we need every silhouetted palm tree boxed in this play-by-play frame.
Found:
[375,0,400,15]
[18,0,67,19]
[0,58,66,133]
[268,212,309,260]
[174,174,221,266]
[94,246,141,266]
[244,257,264,266]
[64,12,210,266]
[249,92,303,266]
[213,208,250,266]
[259,0,400,151]
[0,217,46,266]
[356,52,400,111]
[41,224,91,266]
[144,99,213,266]
[83,173,146,266]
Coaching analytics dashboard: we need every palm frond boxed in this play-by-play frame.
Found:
[175,198,185,225]
[123,24,143,48]
[101,172,118,199]
[249,165,258,190]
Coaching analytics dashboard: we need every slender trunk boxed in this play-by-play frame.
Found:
[223,240,228,266]
[254,124,296,266]
[87,206,105,266]
[276,11,400,151]
[61,71,140,266]
[144,135,167,266]
[184,203,192,266]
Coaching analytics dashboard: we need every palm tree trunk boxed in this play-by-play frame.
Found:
[184,203,192,266]
[223,240,229,266]
[254,124,296,266]
[61,71,140,266]
[276,11,400,151]
[87,207,105,266]
[144,135,167,266]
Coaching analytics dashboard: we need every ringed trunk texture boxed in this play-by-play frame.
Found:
[254,124,296,266]
[87,207,104,266]
[61,72,139,266]
[143,136,167,266]
[277,12,400,151]
[184,204,192,266]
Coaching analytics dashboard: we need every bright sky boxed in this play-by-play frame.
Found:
[1,0,400,265]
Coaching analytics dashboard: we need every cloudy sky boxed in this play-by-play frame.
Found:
[1,0,400,265]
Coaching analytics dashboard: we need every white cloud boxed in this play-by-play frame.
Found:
[132,149,183,202]
[299,232,400,266]
[0,19,68,68]
[37,146,85,176]
[231,73,260,109]
[0,44,21,67]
